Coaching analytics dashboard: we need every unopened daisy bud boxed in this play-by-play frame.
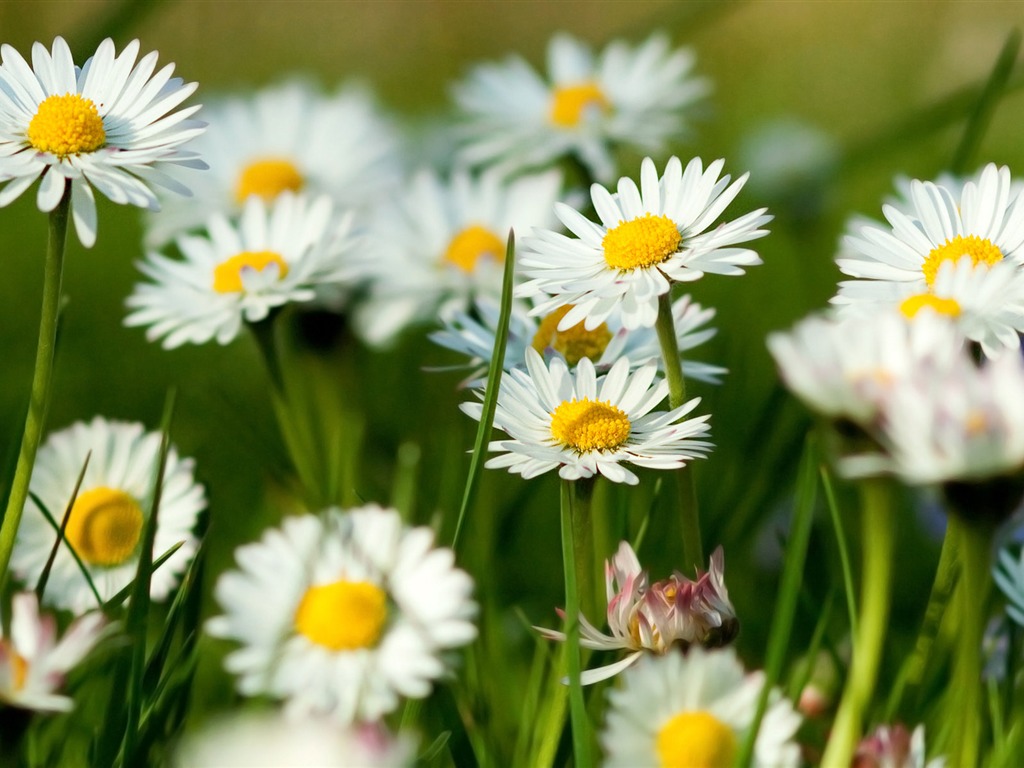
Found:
[853,724,943,768]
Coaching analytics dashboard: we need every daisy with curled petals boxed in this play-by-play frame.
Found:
[351,168,562,347]
[431,292,726,388]
[452,32,708,183]
[461,348,713,485]
[145,79,400,246]
[10,417,205,613]
[125,192,359,349]
[537,541,737,684]
[519,155,771,331]
[0,592,105,712]
[602,647,802,768]
[0,36,205,247]
[206,505,477,724]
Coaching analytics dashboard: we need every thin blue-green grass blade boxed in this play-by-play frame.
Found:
[103,541,183,611]
[29,490,103,609]
[451,230,515,552]
[737,433,818,768]
[419,731,452,764]
[34,451,90,602]
[788,590,835,702]
[821,461,857,644]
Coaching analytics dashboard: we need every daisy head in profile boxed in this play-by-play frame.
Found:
[0,36,206,247]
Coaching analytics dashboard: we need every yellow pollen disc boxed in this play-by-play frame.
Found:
[443,225,505,273]
[531,305,613,366]
[656,711,739,768]
[235,158,305,203]
[603,213,682,271]
[64,487,144,567]
[899,293,962,319]
[550,82,610,127]
[921,234,1003,287]
[294,580,388,651]
[550,398,631,453]
[212,250,290,293]
[27,93,107,158]
[3,645,29,691]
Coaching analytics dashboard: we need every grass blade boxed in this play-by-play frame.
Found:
[30,489,103,609]
[821,462,857,644]
[34,451,90,602]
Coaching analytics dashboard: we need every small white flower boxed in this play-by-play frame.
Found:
[125,192,360,348]
[854,723,945,768]
[452,32,708,182]
[0,592,105,712]
[11,417,205,613]
[461,348,713,485]
[519,155,770,331]
[206,505,477,723]
[602,647,802,768]
[0,36,206,247]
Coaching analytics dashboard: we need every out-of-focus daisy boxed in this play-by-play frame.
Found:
[0,36,205,247]
[853,724,945,768]
[431,293,725,387]
[461,348,712,485]
[452,32,708,183]
[995,546,1024,627]
[351,168,561,347]
[11,417,205,613]
[519,156,770,331]
[537,541,737,684]
[206,505,477,723]
[0,592,105,712]
[835,163,1024,303]
[602,647,802,768]
[145,79,400,246]
[173,713,415,768]
[125,192,359,349]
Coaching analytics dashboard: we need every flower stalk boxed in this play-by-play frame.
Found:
[560,478,592,767]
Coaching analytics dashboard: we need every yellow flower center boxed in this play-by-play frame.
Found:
[3,644,29,691]
[64,487,144,567]
[656,711,738,768]
[443,225,505,273]
[531,305,613,366]
[921,234,1003,287]
[212,251,290,293]
[550,398,631,453]
[550,82,610,127]
[294,579,388,651]
[899,293,962,319]
[603,213,682,271]
[27,93,107,158]
[235,158,305,203]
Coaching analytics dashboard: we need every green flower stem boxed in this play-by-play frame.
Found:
[561,479,592,767]
[820,478,894,768]
[572,476,597,620]
[947,513,992,767]
[654,290,703,571]
[0,185,70,586]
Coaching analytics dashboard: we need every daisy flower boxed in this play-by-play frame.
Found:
[0,36,205,247]
[431,293,725,388]
[125,192,360,349]
[351,167,562,347]
[519,155,771,331]
[0,592,105,712]
[854,724,945,768]
[601,647,802,768]
[10,417,205,613]
[144,79,400,246]
[206,505,477,723]
[537,541,737,684]
[452,32,708,182]
[460,348,713,485]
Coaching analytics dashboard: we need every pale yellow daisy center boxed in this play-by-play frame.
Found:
[899,293,962,319]
[531,305,612,366]
[550,399,631,452]
[656,710,738,768]
[294,580,388,651]
[235,158,305,203]
[550,82,610,127]
[212,251,290,293]
[65,487,144,567]
[443,225,505,272]
[27,93,106,157]
[3,645,29,691]
[921,234,1002,288]
[603,213,682,271]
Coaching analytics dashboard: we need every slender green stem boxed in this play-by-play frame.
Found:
[820,478,894,768]
[571,477,597,620]
[249,311,285,394]
[821,462,858,643]
[0,185,70,586]
[560,479,592,768]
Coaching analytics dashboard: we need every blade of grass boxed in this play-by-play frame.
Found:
[821,461,857,644]
[34,451,90,602]
[788,590,835,703]
[102,542,183,611]
[30,490,103,609]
